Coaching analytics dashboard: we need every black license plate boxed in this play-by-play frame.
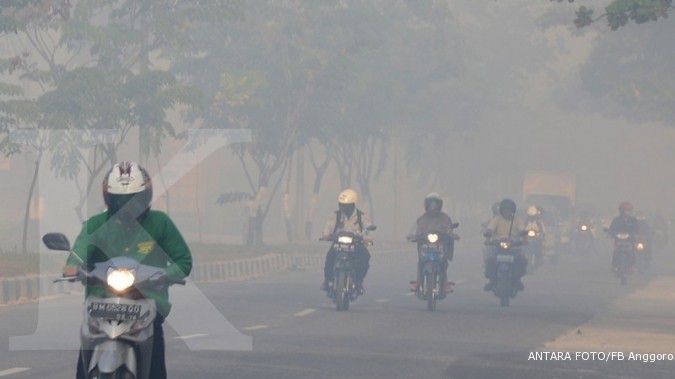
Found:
[89,302,142,320]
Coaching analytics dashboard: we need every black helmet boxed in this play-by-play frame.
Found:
[499,198,517,218]
[424,193,443,212]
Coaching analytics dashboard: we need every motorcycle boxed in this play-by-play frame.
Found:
[635,238,650,274]
[321,226,375,311]
[523,222,544,273]
[611,232,636,285]
[573,222,596,254]
[487,237,524,307]
[42,233,185,379]
[409,223,459,311]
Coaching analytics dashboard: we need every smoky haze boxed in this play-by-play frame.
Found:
[0,1,674,378]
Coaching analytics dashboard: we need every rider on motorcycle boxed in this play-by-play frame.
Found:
[411,193,457,293]
[321,189,374,293]
[483,199,527,292]
[608,202,639,270]
[62,161,193,379]
[525,205,546,236]
[636,211,653,263]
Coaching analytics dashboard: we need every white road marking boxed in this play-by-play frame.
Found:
[294,308,316,317]
[174,333,208,340]
[404,292,415,296]
[375,299,391,303]
[0,368,30,377]
[242,325,270,331]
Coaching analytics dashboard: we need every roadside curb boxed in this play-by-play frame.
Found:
[190,253,323,283]
[0,253,323,306]
[0,247,403,306]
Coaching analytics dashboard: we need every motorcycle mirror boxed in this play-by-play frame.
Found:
[451,222,460,229]
[42,233,72,252]
[366,225,377,232]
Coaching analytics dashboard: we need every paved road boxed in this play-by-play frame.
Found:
[1,241,674,378]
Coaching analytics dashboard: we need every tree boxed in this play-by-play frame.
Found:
[0,0,201,247]
[552,0,673,29]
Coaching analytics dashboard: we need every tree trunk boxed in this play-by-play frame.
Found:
[247,213,264,247]
[283,154,294,243]
[295,148,305,240]
[22,148,43,255]
[306,162,329,239]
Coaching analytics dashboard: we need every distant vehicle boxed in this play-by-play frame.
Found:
[523,221,544,272]
[573,220,596,254]
[610,231,637,285]
[523,171,576,256]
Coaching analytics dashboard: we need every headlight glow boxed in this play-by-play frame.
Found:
[427,233,439,243]
[616,233,630,240]
[636,243,645,251]
[107,269,135,292]
[581,225,588,231]
[500,241,510,250]
[527,230,536,238]
[337,236,354,244]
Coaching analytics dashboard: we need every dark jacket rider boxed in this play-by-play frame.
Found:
[411,193,457,292]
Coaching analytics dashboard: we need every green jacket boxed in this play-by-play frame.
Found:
[67,210,192,316]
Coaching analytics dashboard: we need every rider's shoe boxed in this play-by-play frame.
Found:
[444,281,455,293]
[410,281,419,292]
[355,283,365,295]
[483,280,495,292]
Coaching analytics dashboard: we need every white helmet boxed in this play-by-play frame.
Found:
[526,205,539,217]
[103,161,153,214]
[338,189,358,204]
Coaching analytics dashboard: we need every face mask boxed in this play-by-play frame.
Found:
[108,194,146,222]
[339,203,355,217]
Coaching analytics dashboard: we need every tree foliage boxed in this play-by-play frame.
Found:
[552,0,673,30]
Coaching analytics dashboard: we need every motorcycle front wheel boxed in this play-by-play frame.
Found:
[335,271,351,311]
[424,270,437,311]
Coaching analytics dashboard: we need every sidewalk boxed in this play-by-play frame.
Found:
[545,275,675,353]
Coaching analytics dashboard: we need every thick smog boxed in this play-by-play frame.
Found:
[0,1,673,378]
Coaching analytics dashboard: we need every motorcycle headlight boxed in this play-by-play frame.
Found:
[337,236,353,244]
[581,225,588,231]
[427,233,439,243]
[527,230,536,238]
[616,233,630,240]
[636,243,645,251]
[499,241,510,250]
[107,269,135,292]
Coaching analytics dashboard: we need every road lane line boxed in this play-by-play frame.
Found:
[294,308,316,317]
[242,325,270,331]
[375,299,390,303]
[174,333,208,340]
[0,368,29,377]
[404,292,415,296]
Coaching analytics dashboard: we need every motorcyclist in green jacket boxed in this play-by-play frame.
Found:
[63,161,192,379]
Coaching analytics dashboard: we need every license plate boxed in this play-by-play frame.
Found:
[496,255,514,263]
[89,302,142,321]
